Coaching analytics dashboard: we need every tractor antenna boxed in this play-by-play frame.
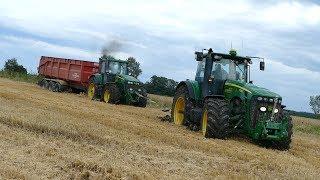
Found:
[231,42,233,49]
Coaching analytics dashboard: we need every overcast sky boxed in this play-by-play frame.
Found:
[0,0,319,112]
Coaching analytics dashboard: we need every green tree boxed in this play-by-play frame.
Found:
[310,95,320,114]
[145,75,178,96]
[4,58,27,74]
[127,57,142,78]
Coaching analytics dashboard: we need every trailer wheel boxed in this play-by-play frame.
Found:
[201,98,231,139]
[103,84,120,104]
[43,80,49,89]
[48,81,55,91]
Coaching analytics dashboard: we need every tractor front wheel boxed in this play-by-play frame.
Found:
[171,85,192,126]
[273,116,293,150]
[87,79,96,100]
[201,98,231,139]
[102,84,120,104]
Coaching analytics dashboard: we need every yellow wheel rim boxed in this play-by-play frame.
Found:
[88,83,95,99]
[103,89,111,102]
[174,97,185,125]
[202,109,208,136]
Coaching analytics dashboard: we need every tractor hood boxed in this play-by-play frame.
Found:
[119,74,141,83]
[225,80,281,98]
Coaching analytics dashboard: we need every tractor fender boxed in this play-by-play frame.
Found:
[88,73,102,85]
[176,80,200,101]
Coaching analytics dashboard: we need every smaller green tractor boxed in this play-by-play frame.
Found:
[172,48,293,150]
[87,55,148,107]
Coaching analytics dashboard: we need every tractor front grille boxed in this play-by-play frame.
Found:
[251,98,282,127]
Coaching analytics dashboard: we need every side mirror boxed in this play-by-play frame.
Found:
[195,52,204,61]
[249,80,253,84]
[260,61,265,71]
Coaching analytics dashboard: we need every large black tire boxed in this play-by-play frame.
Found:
[202,98,231,139]
[43,80,49,89]
[48,81,55,91]
[51,82,60,92]
[102,84,121,104]
[136,93,147,107]
[171,85,193,126]
[273,116,293,150]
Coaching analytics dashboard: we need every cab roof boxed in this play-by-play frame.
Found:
[99,55,127,63]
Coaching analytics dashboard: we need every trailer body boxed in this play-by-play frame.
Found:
[38,56,99,90]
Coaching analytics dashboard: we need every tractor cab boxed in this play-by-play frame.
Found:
[195,49,254,98]
[171,48,292,150]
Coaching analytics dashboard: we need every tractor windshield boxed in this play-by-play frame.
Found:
[212,59,247,82]
[109,61,128,75]
[195,59,248,82]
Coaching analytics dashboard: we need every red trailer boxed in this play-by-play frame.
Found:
[38,56,99,92]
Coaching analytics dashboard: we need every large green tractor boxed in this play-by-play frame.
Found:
[172,48,293,150]
[87,55,148,107]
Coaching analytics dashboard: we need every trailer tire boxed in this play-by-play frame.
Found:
[48,81,55,91]
[202,98,231,139]
[43,80,49,89]
[103,84,120,104]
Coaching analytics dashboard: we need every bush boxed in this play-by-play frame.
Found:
[0,58,41,83]
[145,75,178,96]
[4,58,27,74]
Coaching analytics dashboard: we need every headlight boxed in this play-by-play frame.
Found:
[260,107,267,112]
[269,98,273,102]
[129,88,133,91]
[128,81,134,84]
[274,108,279,113]
[257,97,263,101]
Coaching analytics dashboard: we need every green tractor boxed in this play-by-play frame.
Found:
[87,55,148,107]
[172,48,293,150]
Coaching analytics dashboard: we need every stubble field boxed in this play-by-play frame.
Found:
[0,78,319,179]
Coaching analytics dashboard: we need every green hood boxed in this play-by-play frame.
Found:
[226,80,281,98]
[119,74,140,83]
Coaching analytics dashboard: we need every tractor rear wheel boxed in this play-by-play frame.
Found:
[201,98,231,139]
[102,84,120,104]
[171,85,192,126]
[274,116,293,150]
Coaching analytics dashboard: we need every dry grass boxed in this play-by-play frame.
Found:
[148,94,173,109]
[0,78,320,179]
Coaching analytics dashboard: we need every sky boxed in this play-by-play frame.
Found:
[0,0,319,112]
